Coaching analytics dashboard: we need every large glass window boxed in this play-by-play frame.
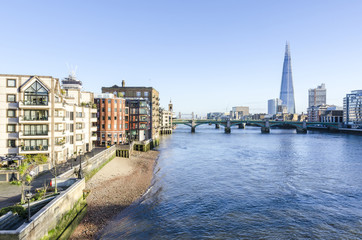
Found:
[24,110,48,121]
[136,92,141,97]
[24,81,48,105]
[24,125,48,135]
[22,139,48,151]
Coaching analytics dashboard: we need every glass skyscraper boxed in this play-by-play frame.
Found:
[279,42,296,114]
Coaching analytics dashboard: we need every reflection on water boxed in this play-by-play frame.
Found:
[100,125,362,239]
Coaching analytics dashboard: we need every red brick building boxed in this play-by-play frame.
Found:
[94,94,129,146]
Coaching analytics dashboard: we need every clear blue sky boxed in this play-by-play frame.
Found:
[1,0,362,115]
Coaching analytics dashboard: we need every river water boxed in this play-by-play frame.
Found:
[100,125,362,239]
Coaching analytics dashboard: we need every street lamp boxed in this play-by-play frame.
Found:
[25,191,32,222]
[78,150,83,179]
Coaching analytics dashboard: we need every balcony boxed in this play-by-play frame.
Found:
[91,126,97,132]
[54,102,65,109]
[54,130,66,137]
[54,116,66,122]
[19,116,49,124]
[91,135,97,141]
[91,108,97,113]
[20,145,49,153]
[19,131,49,138]
[19,101,49,109]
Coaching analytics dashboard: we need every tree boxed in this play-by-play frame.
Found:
[19,154,48,203]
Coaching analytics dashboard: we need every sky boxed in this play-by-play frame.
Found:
[1,0,362,116]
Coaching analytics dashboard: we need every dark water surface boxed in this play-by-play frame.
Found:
[100,126,362,239]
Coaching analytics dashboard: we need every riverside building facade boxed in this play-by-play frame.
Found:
[0,74,97,164]
[94,93,128,146]
[101,80,160,140]
[343,90,362,127]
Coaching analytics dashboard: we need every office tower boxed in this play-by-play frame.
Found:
[279,42,296,114]
[343,90,362,126]
[268,98,283,115]
[308,84,326,107]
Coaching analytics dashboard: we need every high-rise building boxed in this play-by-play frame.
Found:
[268,98,283,115]
[101,80,160,140]
[0,74,97,164]
[308,84,326,108]
[343,90,362,126]
[279,42,296,114]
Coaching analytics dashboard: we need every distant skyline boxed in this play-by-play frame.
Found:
[1,1,362,116]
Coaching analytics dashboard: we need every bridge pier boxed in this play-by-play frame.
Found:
[238,123,245,129]
[215,124,220,129]
[225,120,231,134]
[191,126,196,133]
[296,128,307,134]
[261,127,270,133]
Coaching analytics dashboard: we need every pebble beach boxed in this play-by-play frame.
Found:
[69,150,159,240]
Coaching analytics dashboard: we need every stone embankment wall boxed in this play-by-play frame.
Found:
[0,178,85,240]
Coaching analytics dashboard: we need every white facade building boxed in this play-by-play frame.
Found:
[0,74,97,164]
[268,98,283,115]
[308,84,326,108]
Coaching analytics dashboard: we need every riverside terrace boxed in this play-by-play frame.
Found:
[172,119,341,134]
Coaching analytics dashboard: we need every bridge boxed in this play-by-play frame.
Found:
[172,119,341,134]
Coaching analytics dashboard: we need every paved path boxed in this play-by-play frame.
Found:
[0,147,106,209]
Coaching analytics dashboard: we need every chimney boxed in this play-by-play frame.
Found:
[122,80,125,87]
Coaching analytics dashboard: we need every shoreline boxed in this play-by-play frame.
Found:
[69,150,159,240]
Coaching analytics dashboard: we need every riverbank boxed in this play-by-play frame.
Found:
[69,150,159,240]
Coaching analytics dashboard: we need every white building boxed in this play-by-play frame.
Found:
[159,101,173,135]
[0,74,97,164]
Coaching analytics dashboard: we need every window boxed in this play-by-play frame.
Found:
[108,107,111,112]
[119,124,122,129]
[108,116,111,120]
[125,108,129,114]
[114,116,117,120]
[102,124,105,129]
[144,92,149,97]
[7,94,16,102]
[24,81,48,105]
[102,108,105,112]
[7,79,16,87]
[114,133,117,139]
[114,108,117,112]
[136,92,141,97]
[22,139,48,151]
[7,124,16,132]
[102,134,105,138]
[76,123,83,129]
[70,136,74,144]
[8,139,16,148]
[125,123,128,129]
[108,124,111,129]
[114,124,117,129]
[76,134,82,141]
[7,109,16,118]
[24,110,48,120]
[108,99,111,104]
[24,125,48,135]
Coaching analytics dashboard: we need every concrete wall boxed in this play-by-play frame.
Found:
[0,178,85,240]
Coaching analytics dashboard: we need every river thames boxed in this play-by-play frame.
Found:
[100,125,362,239]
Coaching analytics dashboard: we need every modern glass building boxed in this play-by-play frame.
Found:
[279,42,296,114]
[343,90,362,127]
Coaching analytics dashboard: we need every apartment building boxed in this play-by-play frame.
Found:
[101,80,160,140]
[0,74,97,163]
[126,98,151,142]
[94,93,128,146]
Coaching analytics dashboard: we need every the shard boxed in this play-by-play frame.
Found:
[279,42,296,114]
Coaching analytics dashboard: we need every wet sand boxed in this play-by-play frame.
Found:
[69,150,159,240]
